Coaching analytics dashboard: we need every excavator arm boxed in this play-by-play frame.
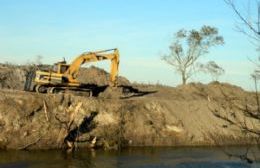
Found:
[65,48,120,86]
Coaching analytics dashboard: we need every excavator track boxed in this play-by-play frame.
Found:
[35,85,92,97]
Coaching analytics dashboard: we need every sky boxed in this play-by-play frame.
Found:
[0,0,258,90]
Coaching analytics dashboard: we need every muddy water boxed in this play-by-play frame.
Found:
[0,147,259,168]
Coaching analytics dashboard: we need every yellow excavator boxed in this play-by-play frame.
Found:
[24,48,119,95]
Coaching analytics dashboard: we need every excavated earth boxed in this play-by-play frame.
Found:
[0,64,259,150]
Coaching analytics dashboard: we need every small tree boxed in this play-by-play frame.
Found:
[162,26,224,85]
[199,61,225,81]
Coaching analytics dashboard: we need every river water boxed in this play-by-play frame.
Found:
[0,146,259,168]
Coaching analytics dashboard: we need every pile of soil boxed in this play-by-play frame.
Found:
[78,66,130,86]
[0,80,259,150]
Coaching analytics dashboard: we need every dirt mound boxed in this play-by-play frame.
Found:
[78,66,130,86]
[0,82,258,150]
[140,81,250,101]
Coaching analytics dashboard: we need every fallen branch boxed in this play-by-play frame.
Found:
[18,136,42,150]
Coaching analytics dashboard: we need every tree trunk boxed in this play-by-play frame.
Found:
[181,71,187,85]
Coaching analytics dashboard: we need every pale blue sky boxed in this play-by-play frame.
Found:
[0,0,258,90]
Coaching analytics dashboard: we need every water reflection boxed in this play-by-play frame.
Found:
[0,146,259,168]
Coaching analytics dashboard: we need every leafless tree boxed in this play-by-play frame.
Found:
[224,0,260,47]
[222,0,260,137]
[210,81,260,163]
[211,0,260,164]
[162,26,224,85]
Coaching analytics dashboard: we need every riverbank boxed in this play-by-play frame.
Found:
[0,81,259,150]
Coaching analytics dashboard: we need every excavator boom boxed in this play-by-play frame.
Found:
[65,48,119,86]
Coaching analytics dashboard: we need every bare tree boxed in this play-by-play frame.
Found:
[224,0,260,47]
[209,59,260,164]
[162,26,224,85]
[222,1,260,135]
[210,81,260,163]
[198,61,225,81]
[213,0,260,164]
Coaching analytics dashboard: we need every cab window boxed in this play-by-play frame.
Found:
[53,65,58,72]
[60,65,69,73]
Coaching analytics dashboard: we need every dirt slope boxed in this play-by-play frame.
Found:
[0,81,258,150]
[0,64,258,150]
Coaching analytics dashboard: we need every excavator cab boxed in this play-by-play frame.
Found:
[53,62,70,74]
